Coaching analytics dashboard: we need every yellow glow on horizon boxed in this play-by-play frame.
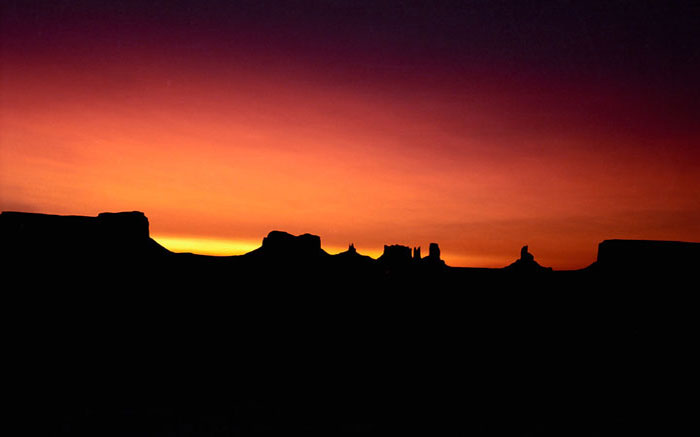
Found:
[153,235,499,267]
[153,235,262,256]
[153,234,389,259]
[441,252,512,269]
[326,246,384,259]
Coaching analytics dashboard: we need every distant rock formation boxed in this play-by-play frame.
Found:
[422,242,445,267]
[334,243,364,259]
[520,245,534,262]
[0,210,149,238]
[595,239,700,272]
[377,242,446,268]
[333,243,374,268]
[246,230,327,259]
[0,211,164,258]
[378,244,412,266]
[413,246,421,260]
[428,243,440,260]
[505,245,552,273]
[4,209,700,280]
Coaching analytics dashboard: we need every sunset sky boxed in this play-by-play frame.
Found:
[2,1,699,269]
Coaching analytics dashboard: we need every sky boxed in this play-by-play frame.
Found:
[1,0,699,269]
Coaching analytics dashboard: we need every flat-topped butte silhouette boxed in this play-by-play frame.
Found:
[0,210,149,242]
[595,239,699,272]
[246,230,327,259]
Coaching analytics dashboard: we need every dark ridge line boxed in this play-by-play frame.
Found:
[2,210,699,272]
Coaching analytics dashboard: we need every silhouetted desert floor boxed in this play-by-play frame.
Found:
[3,211,697,436]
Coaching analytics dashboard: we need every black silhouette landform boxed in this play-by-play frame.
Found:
[3,211,697,436]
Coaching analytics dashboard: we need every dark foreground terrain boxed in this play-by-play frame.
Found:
[2,211,698,436]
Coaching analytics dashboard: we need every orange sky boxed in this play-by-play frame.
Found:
[2,3,699,269]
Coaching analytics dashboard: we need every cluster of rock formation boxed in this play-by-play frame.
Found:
[3,210,698,274]
[376,242,446,268]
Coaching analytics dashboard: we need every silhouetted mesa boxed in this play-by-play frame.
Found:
[0,210,148,238]
[596,239,700,272]
[245,230,328,259]
[378,244,412,266]
[0,210,166,258]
